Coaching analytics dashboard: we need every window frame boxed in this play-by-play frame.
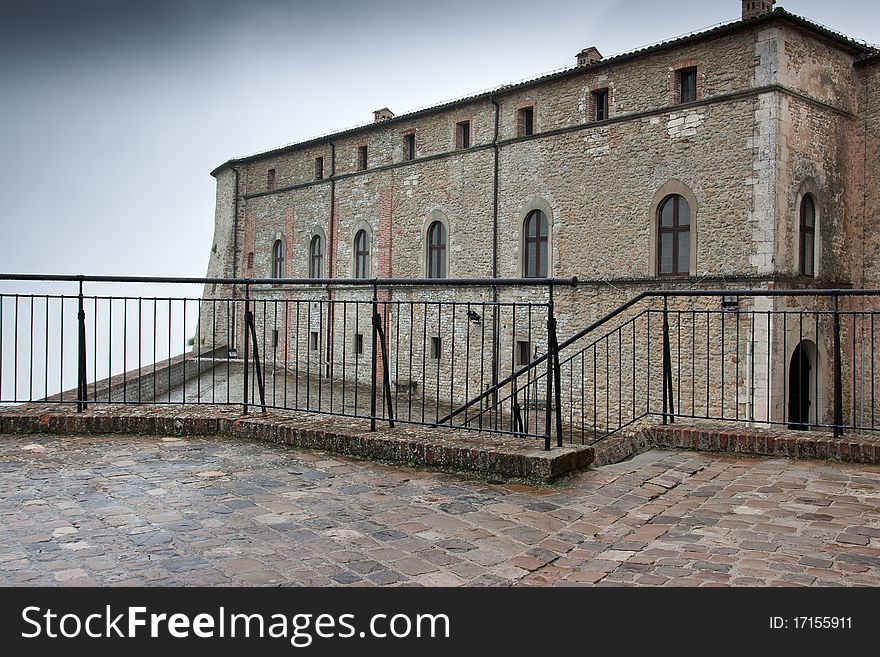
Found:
[426,220,447,279]
[799,194,816,277]
[455,120,471,149]
[356,145,368,171]
[523,209,549,278]
[309,234,324,279]
[592,88,609,121]
[678,67,698,104]
[315,157,324,181]
[271,239,285,279]
[656,195,691,277]
[267,168,276,191]
[516,340,532,367]
[354,228,370,279]
[517,106,535,137]
[403,133,416,162]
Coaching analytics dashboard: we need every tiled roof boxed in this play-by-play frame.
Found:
[211,8,877,176]
[855,51,880,67]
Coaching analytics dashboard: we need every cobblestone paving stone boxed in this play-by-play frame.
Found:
[1,434,879,586]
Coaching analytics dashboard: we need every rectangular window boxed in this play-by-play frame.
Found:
[247,252,254,269]
[404,133,415,161]
[592,89,609,121]
[455,120,471,149]
[267,168,276,191]
[430,336,442,360]
[357,145,368,171]
[679,67,697,104]
[315,157,324,180]
[517,106,534,137]
[272,330,279,348]
[355,333,364,355]
[309,331,319,351]
[516,341,531,367]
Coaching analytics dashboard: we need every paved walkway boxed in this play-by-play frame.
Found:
[1,433,879,586]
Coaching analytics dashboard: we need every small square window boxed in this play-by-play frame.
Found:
[404,133,415,161]
[309,331,319,351]
[679,67,697,104]
[357,145,368,171]
[355,333,364,355]
[516,341,532,367]
[315,157,324,180]
[517,106,534,137]
[266,168,276,191]
[430,336,442,360]
[592,89,609,121]
[455,121,471,149]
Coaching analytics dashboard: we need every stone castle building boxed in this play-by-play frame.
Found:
[201,1,880,436]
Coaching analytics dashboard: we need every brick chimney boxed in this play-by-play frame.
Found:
[742,0,776,20]
[373,107,395,123]
[576,47,603,67]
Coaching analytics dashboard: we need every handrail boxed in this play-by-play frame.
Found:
[435,286,880,428]
[0,274,580,287]
[435,291,650,426]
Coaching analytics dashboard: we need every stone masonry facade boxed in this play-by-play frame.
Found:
[200,2,880,433]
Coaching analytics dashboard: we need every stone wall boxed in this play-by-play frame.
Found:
[197,11,878,433]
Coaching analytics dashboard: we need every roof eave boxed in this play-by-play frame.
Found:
[211,8,876,175]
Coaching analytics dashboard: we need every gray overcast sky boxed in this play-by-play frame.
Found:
[1,0,877,279]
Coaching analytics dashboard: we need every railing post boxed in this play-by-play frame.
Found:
[247,303,267,413]
[242,283,250,416]
[549,282,563,447]
[76,277,87,412]
[370,281,378,432]
[544,284,555,451]
[662,296,674,425]
[833,293,843,437]
[374,298,395,429]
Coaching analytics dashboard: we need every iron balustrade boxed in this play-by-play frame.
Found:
[0,275,574,447]
[2,275,879,449]
[460,288,880,445]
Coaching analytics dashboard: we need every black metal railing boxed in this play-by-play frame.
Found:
[3,275,878,450]
[455,288,880,445]
[0,274,575,446]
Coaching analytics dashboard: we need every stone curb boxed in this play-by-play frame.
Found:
[0,411,594,484]
[650,426,880,464]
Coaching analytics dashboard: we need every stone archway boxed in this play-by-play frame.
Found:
[788,340,816,430]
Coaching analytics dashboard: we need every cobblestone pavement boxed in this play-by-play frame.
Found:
[1,434,879,586]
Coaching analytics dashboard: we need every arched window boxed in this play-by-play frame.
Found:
[354,229,370,279]
[309,235,324,278]
[657,195,690,276]
[272,239,285,278]
[523,210,549,278]
[426,221,447,278]
[800,194,816,277]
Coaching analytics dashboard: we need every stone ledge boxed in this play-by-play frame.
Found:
[0,405,594,484]
[651,424,880,464]
[590,422,880,466]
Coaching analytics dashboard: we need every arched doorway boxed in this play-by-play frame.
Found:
[788,342,812,430]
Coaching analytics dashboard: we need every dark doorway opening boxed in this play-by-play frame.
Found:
[788,343,812,430]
